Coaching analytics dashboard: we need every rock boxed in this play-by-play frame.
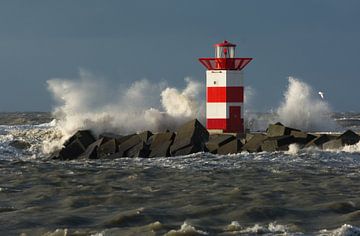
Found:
[79,138,105,159]
[217,138,242,155]
[148,132,175,157]
[126,141,150,158]
[99,132,123,142]
[245,133,255,142]
[171,145,200,156]
[304,134,331,149]
[323,139,344,150]
[339,130,360,145]
[63,130,95,148]
[170,119,209,156]
[242,133,267,152]
[261,135,295,152]
[56,130,96,160]
[266,123,300,137]
[206,134,236,154]
[117,134,142,157]
[9,140,31,150]
[323,130,360,150]
[138,131,153,143]
[290,130,316,145]
[97,139,118,158]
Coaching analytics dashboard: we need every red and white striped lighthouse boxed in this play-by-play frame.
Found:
[199,40,252,134]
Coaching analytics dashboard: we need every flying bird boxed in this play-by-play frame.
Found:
[318,91,324,99]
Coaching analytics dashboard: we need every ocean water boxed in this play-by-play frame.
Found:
[1,113,360,235]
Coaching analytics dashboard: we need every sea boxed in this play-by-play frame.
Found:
[2,112,360,236]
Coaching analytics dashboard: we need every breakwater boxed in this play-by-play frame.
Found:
[50,119,360,160]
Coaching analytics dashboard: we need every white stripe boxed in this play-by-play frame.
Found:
[206,102,243,119]
[206,70,244,87]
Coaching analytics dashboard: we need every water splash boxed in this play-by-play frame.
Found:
[277,76,338,131]
[45,69,205,153]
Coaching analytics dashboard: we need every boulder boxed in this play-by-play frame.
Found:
[171,145,200,156]
[9,140,31,150]
[245,133,255,142]
[55,130,96,160]
[97,138,118,158]
[266,123,300,137]
[323,130,360,150]
[117,134,142,157]
[117,131,152,157]
[323,139,344,150]
[290,130,316,145]
[126,141,150,158]
[99,132,123,142]
[217,138,242,155]
[170,119,209,156]
[206,134,236,154]
[79,138,105,159]
[148,132,175,157]
[304,134,331,149]
[138,131,153,143]
[261,135,295,152]
[63,130,95,148]
[339,130,360,145]
[242,133,267,152]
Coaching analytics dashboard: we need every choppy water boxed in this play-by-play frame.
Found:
[2,113,360,235]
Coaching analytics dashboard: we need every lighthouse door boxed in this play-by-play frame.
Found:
[229,106,241,132]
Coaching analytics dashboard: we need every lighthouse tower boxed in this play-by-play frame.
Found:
[199,40,252,134]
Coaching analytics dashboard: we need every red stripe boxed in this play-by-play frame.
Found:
[207,87,243,102]
[207,119,227,129]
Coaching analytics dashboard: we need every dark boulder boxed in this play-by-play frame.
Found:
[63,130,95,148]
[217,138,242,155]
[339,130,360,145]
[261,135,295,152]
[206,134,236,154]
[290,130,316,145]
[304,134,332,149]
[117,134,142,157]
[266,123,300,137]
[55,130,96,160]
[117,131,152,157]
[148,132,175,157]
[323,130,360,150]
[126,141,150,158]
[79,138,105,159]
[97,139,118,158]
[170,119,209,156]
[98,132,123,142]
[138,131,153,143]
[242,133,267,152]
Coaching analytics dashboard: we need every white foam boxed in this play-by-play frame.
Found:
[319,224,360,236]
[41,228,68,236]
[238,222,288,234]
[165,222,208,235]
[286,143,300,155]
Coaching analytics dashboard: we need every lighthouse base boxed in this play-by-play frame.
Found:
[206,118,244,134]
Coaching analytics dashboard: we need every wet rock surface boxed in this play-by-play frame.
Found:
[50,120,360,160]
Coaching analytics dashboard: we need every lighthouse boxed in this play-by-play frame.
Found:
[199,40,252,134]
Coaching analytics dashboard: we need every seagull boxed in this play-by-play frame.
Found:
[318,91,324,99]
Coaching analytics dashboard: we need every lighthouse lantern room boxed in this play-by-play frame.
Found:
[199,40,252,134]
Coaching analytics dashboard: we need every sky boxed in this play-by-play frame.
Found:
[0,0,359,112]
